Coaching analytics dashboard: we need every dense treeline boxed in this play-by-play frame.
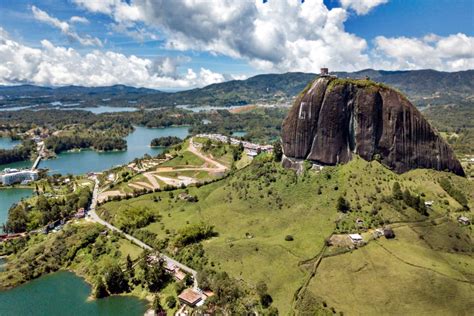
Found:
[0,140,35,165]
[439,178,469,209]
[4,187,92,233]
[150,136,182,147]
[190,108,286,143]
[45,135,126,153]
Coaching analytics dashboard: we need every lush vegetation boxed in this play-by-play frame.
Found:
[97,154,473,314]
[150,136,182,147]
[45,135,126,153]
[0,140,35,165]
[4,186,92,233]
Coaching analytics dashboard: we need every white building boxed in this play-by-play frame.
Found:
[1,170,38,185]
[349,234,363,243]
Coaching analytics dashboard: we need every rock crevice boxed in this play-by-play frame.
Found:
[281,77,465,176]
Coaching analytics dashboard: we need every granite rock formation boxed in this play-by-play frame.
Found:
[281,77,465,176]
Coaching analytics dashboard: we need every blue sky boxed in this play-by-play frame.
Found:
[0,0,472,89]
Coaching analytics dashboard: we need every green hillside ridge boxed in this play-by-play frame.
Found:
[97,154,473,314]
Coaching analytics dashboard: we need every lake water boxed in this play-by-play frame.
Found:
[0,188,33,232]
[177,104,246,112]
[232,131,247,137]
[0,138,20,149]
[0,105,138,114]
[0,271,148,316]
[38,125,189,175]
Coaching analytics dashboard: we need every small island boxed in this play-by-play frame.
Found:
[150,136,182,147]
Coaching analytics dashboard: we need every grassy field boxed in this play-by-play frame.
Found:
[304,224,473,315]
[97,156,474,314]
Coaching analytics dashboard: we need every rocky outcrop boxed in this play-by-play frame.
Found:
[281,77,465,176]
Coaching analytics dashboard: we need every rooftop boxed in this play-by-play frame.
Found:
[178,288,202,306]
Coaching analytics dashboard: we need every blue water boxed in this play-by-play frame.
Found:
[0,105,138,114]
[0,188,32,232]
[0,138,20,149]
[0,271,148,316]
[232,131,247,137]
[38,125,189,175]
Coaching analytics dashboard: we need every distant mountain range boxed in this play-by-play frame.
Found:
[1,69,473,108]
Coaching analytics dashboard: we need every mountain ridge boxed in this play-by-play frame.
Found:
[1,69,473,108]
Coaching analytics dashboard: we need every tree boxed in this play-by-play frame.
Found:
[166,296,177,308]
[104,264,129,294]
[94,277,109,298]
[336,197,350,213]
[146,260,169,292]
[152,295,165,313]
[126,254,134,279]
[272,140,283,162]
[392,182,402,200]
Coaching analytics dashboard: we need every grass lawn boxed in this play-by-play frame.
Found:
[161,151,205,168]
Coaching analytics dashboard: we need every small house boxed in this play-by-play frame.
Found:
[424,200,434,207]
[178,288,202,307]
[349,234,363,243]
[75,208,86,219]
[174,268,186,282]
[458,216,470,225]
[383,227,395,239]
[165,261,176,273]
[373,228,384,238]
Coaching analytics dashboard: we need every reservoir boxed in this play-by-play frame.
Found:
[38,125,189,175]
[0,137,20,150]
[0,271,148,316]
[0,188,32,232]
[0,105,138,114]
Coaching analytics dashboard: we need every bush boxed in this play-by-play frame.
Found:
[336,197,350,213]
[166,296,176,308]
[284,235,294,241]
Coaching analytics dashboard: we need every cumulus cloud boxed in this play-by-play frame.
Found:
[73,0,373,72]
[374,33,474,70]
[339,0,388,15]
[0,28,226,89]
[70,16,89,24]
[32,6,102,46]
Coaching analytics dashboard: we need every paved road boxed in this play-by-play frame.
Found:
[88,177,198,288]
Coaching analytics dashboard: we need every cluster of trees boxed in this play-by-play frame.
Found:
[150,136,182,147]
[45,135,126,153]
[174,223,217,247]
[392,182,428,215]
[94,251,170,299]
[197,269,272,314]
[0,140,35,165]
[190,108,286,143]
[4,187,92,233]
[439,178,469,209]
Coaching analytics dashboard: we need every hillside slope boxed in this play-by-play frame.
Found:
[98,155,474,314]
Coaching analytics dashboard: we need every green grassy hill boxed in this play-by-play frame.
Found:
[98,155,474,314]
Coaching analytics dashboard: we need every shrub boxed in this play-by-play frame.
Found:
[284,235,294,241]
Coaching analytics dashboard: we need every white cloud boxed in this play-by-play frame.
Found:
[0,28,226,89]
[75,0,371,72]
[70,16,89,24]
[374,33,474,70]
[339,0,388,15]
[32,6,102,46]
